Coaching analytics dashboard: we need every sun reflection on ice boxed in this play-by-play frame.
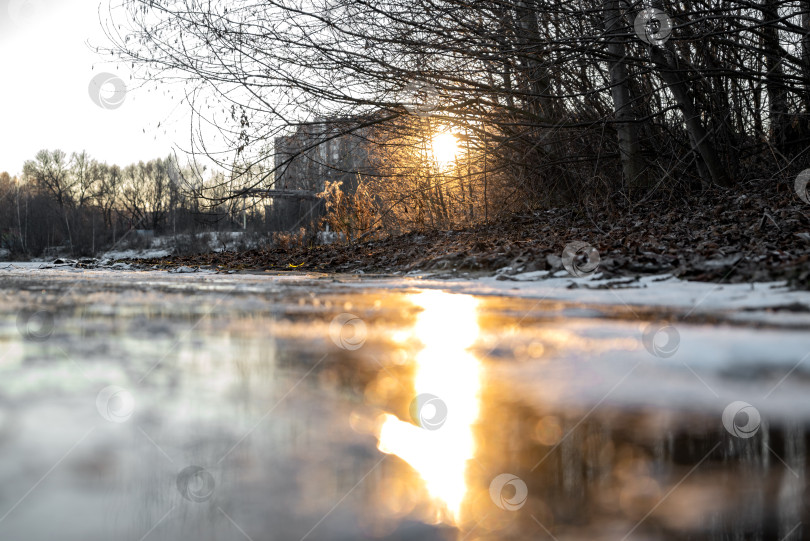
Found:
[377,291,482,522]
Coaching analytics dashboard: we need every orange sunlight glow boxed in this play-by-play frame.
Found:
[430,132,459,168]
[377,291,482,522]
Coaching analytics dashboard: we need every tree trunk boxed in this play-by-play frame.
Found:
[763,0,789,144]
[802,1,810,111]
[515,0,553,119]
[650,47,732,187]
[604,0,648,189]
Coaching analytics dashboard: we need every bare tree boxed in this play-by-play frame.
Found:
[92,0,810,226]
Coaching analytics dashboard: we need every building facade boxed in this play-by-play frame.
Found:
[269,119,374,232]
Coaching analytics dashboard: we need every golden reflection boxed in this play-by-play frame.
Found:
[377,291,482,522]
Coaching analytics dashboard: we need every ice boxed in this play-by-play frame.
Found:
[0,265,809,540]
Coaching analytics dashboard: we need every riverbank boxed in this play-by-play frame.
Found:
[123,178,810,288]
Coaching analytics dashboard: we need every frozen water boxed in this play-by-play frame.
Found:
[0,266,808,540]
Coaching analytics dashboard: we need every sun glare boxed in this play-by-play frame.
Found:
[430,132,459,168]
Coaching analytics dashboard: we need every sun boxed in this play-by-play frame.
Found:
[431,132,459,168]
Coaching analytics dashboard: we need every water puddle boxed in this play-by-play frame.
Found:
[0,272,808,540]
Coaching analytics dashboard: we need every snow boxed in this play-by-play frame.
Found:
[99,248,172,260]
[345,271,810,321]
[168,265,202,273]
[2,264,809,317]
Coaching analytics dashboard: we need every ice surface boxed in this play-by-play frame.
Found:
[0,265,808,540]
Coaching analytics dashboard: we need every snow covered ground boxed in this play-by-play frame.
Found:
[19,231,259,263]
[363,270,810,317]
[5,263,808,320]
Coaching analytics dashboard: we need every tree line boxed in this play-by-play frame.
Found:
[0,150,254,257]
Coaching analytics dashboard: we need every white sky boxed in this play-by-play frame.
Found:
[0,0,186,176]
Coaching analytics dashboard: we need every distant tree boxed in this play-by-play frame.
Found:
[23,150,77,250]
[24,150,74,209]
